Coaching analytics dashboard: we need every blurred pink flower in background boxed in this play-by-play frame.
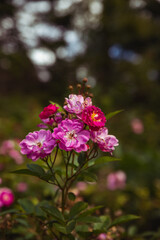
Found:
[9,149,24,164]
[0,187,14,207]
[16,182,28,192]
[0,139,24,164]
[107,171,126,191]
[97,233,107,240]
[131,118,144,134]
[0,140,15,154]
[76,181,87,191]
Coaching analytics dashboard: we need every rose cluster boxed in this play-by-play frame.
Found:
[20,94,118,161]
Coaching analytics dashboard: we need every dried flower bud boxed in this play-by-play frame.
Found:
[114,209,122,217]
[68,85,73,91]
[82,78,88,83]
[86,84,91,89]
[52,122,57,128]
[43,225,48,230]
[77,84,82,89]
[5,214,11,220]
[89,93,94,98]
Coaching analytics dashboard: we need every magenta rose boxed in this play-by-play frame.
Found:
[52,119,90,152]
[39,104,59,120]
[20,129,56,161]
[82,105,106,130]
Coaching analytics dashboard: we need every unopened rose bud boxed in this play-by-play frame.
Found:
[85,92,89,96]
[82,78,88,83]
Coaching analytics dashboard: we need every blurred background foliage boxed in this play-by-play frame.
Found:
[1,0,160,238]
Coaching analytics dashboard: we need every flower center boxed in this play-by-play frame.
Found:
[91,111,99,121]
[3,194,9,201]
[66,130,77,140]
[37,142,42,148]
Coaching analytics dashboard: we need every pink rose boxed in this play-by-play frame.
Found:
[107,171,126,190]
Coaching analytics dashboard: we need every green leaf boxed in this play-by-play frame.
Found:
[93,215,111,233]
[78,216,101,223]
[11,169,39,177]
[69,202,88,219]
[105,109,123,120]
[35,204,47,218]
[76,224,89,232]
[95,156,120,164]
[78,152,87,167]
[78,171,97,182]
[18,198,35,214]
[54,223,67,235]
[16,218,29,227]
[41,170,54,181]
[66,220,76,233]
[68,192,76,201]
[76,224,91,237]
[109,215,140,228]
[27,163,45,178]
[41,205,65,223]
[50,101,64,112]
[0,208,19,216]
[77,206,103,219]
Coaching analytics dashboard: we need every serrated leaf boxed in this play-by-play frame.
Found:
[94,156,120,165]
[35,204,47,218]
[11,169,39,177]
[16,218,29,227]
[66,220,76,233]
[109,215,140,228]
[69,202,88,219]
[77,206,103,219]
[0,208,19,216]
[78,216,101,223]
[76,225,89,232]
[41,205,65,223]
[54,223,67,234]
[41,170,54,181]
[18,198,35,214]
[78,171,97,182]
[27,163,45,177]
[78,152,87,167]
[93,215,111,232]
[106,110,123,120]
[68,192,76,201]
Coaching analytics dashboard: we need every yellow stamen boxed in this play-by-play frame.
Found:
[91,112,98,121]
